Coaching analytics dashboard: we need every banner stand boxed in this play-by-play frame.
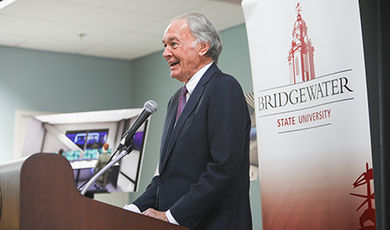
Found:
[359,0,390,229]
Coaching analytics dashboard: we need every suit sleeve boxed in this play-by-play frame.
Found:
[133,175,160,211]
[170,76,250,227]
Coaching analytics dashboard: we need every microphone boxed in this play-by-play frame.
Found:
[116,100,157,151]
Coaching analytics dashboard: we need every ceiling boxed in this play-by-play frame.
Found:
[0,0,244,60]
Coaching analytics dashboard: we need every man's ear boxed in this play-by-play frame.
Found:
[199,42,210,56]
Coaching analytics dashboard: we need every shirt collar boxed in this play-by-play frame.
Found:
[185,62,213,96]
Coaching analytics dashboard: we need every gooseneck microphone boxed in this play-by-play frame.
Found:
[116,100,158,151]
[79,100,157,195]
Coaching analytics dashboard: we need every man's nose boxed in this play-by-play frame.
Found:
[163,46,171,58]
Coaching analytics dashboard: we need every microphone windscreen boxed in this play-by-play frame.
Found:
[144,100,158,113]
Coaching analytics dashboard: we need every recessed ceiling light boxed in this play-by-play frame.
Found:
[0,0,16,10]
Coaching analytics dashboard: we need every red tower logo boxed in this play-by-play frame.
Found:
[288,3,316,84]
[350,163,376,230]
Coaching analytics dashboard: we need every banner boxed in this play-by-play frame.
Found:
[242,0,376,229]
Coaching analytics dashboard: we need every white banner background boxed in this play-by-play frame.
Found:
[242,0,376,229]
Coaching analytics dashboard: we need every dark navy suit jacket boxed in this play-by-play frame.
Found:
[134,64,252,230]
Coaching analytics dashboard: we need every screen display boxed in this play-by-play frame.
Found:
[66,129,108,150]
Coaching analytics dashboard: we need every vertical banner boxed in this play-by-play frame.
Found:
[242,0,376,229]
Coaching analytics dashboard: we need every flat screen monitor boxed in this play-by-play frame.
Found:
[66,129,108,151]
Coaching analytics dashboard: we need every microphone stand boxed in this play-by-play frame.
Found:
[80,144,134,196]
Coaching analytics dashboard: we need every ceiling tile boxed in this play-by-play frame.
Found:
[0,32,31,46]
[78,32,163,60]
[37,23,125,44]
[137,17,171,36]
[79,44,147,60]
[192,2,245,31]
[70,7,163,32]
[19,36,93,54]
[106,32,162,50]
[209,0,242,4]
[105,0,209,18]
[50,0,114,7]
[0,14,60,36]
[0,0,97,23]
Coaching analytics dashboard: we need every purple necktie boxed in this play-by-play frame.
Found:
[176,85,188,122]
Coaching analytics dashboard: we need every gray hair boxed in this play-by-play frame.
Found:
[172,12,222,63]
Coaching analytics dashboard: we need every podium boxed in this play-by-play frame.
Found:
[0,153,188,230]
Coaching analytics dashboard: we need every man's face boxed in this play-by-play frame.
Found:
[162,19,206,83]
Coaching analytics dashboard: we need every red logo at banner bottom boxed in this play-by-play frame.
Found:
[350,163,376,230]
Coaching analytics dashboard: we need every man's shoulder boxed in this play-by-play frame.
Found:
[210,69,242,89]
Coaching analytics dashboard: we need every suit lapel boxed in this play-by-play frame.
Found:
[160,63,219,172]
[159,91,180,172]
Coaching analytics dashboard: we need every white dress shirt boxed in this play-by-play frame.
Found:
[184,62,213,101]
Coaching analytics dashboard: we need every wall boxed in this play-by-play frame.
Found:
[130,24,263,230]
[0,23,263,229]
[0,46,133,162]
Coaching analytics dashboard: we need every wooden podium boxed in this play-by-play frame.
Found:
[0,153,188,230]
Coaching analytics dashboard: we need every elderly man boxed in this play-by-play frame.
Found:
[125,13,252,230]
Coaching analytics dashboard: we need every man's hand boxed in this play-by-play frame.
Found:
[142,208,168,222]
